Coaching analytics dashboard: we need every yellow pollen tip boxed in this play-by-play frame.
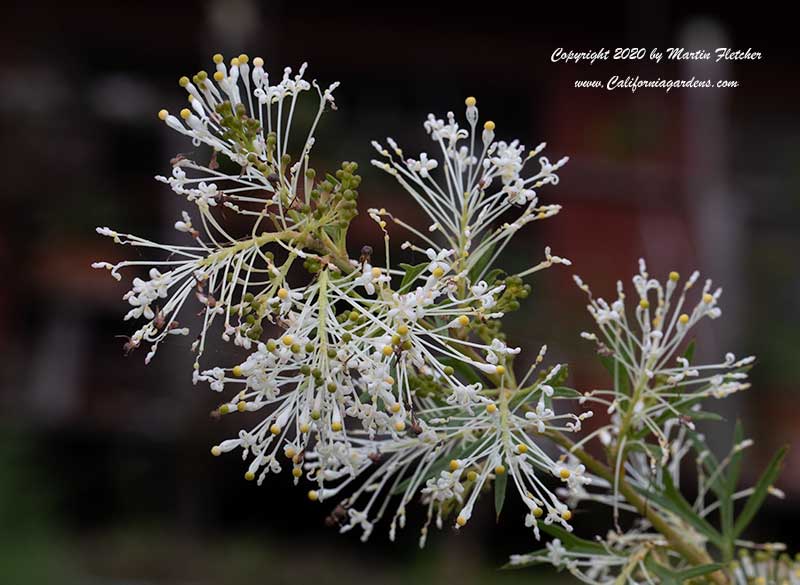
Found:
[397,324,409,336]
[385,376,395,385]
[432,267,445,278]
[212,53,224,64]
[232,366,243,377]
[449,459,460,471]
[230,57,240,67]
[465,96,476,107]
[486,403,497,414]
[253,57,264,68]
[371,267,382,277]
[277,287,289,299]
[494,464,506,475]
[639,299,649,309]
[211,446,222,457]
[238,54,249,63]
[517,444,528,454]
[282,335,294,346]
[292,467,302,478]
[495,365,506,375]
[561,510,572,521]
[244,471,255,481]
[678,314,690,325]
[180,108,191,120]
[457,315,470,326]
[307,490,319,501]
[484,120,495,131]
[299,423,310,433]
[179,76,190,87]
[219,405,230,415]
[532,507,543,518]
[382,345,394,357]
[285,447,296,459]
[331,421,343,432]
[394,421,406,432]
[390,403,401,413]
[270,424,281,435]
[213,71,225,82]
[669,271,680,282]
[456,515,467,526]
[559,469,571,479]
[703,293,714,304]
[467,470,478,481]
[158,109,169,121]
[237,401,247,412]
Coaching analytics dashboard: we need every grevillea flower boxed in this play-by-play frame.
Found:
[94,52,583,546]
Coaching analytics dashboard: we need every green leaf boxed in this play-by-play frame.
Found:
[397,262,428,293]
[676,563,725,581]
[733,445,788,538]
[500,549,550,570]
[644,557,723,584]
[686,430,724,498]
[637,472,723,547]
[483,268,506,286]
[538,524,608,555]
[469,241,497,282]
[683,339,697,363]
[599,355,630,395]
[494,469,508,519]
[721,421,745,554]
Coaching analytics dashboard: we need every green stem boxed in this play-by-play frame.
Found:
[547,430,729,585]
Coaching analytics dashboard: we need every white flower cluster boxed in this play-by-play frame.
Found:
[573,259,754,462]
[95,54,584,545]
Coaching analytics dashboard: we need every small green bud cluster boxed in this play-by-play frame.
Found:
[216,101,262,155]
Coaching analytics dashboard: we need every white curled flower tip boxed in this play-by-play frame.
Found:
[469,280,505,309]
[502,178,537,205]
[425,247,454,276]
[185,181,219,211]
[406,152,439,178]
[445,382,485,410]
[553,462,590,492]
[489,140,525,185]
[485,338,521,364]
[354,263,390,296]
[524,398,555,433]
[174,211,195,234]
[123,268,171,320]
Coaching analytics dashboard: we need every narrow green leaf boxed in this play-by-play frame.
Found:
[469,241,497,282]
[683,339,697,363]
[494,469,508,519]
[721,421,745,554]
[501,548,550,569]
[483,268,506,286]
[599,355,630,395]
[733,445,788,538]
[676,563,724,581]
[643,558,681,585]
[636,473,723,547]
[397,262,428,293]
[538,524,608,555]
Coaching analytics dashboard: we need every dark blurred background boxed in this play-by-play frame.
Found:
[1,1,798,583]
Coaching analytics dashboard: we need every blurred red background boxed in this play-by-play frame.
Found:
[0,1,798,583]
